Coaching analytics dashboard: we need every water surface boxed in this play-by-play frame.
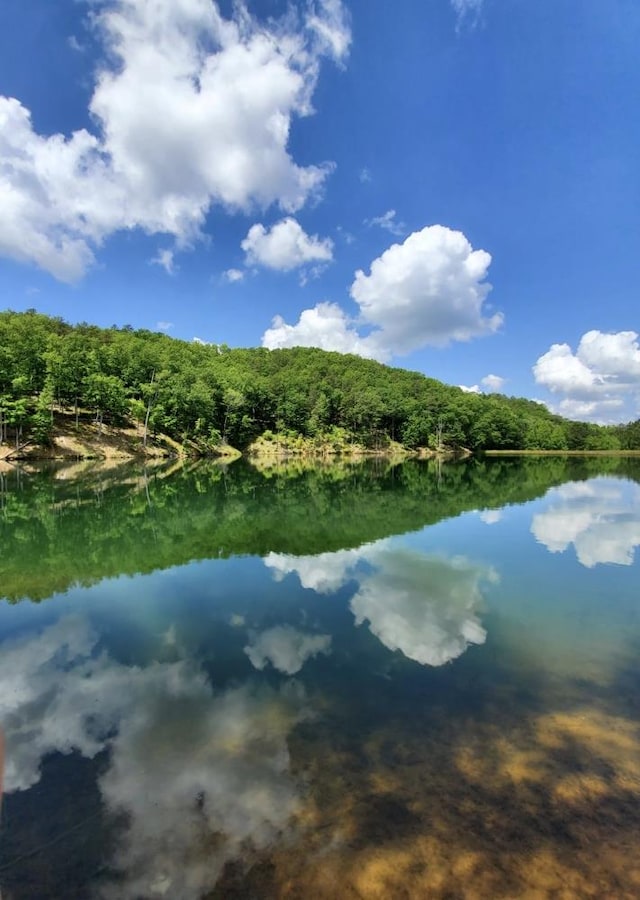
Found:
[1,457,639,898]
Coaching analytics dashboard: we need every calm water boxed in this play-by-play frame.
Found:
[0,456,639,899]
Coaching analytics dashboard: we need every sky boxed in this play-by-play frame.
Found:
[1,0,639,424]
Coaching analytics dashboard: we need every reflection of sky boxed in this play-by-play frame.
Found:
[351,549,494,666]
[0,616,308,900]
[265,544,381,594]
[531,478,640,567]
[245,624,331,674]
[479,509,502,525]
[265,543,496,667]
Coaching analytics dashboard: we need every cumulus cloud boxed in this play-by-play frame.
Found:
[555,397,625,420]
[365,209,405,237]
[262,301,380,358]
[534,343,601,396]
[578,329,640,378]
[0,0,350,281]
[531,477,640,567]
[351,226,502,353]
[533,330,640,423]
[459,373,505,394]
[262,225,502,360]
[481,373,505,391]
[245,625,331,675]
[1,615,308,900]
[242,217,333,272]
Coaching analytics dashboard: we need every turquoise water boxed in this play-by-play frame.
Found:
[0,457,639,898]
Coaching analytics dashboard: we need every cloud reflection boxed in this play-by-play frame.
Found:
[351,550,493,666]
[479,509,502,525]
[266,543,496,667]
[265,544,381,594]
[0,617,308,899]
[531,478,640,567]
[245,625,332,674]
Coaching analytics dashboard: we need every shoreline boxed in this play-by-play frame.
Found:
[483,449,640,457]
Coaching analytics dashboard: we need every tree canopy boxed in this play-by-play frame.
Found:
[1,309,638,453]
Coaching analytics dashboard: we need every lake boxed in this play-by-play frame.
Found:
[1,456,639,899]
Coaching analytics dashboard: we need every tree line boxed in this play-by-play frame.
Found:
[1,309,638,453]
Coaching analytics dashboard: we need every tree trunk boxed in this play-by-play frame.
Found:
[143,371,156,451]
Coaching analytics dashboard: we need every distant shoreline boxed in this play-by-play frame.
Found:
[483,449,640,457]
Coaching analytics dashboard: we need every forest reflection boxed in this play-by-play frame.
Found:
[2,453,638,603]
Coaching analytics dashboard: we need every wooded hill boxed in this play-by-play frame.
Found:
[1,309,638,454]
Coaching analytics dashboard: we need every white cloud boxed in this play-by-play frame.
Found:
[351,226,502,353]
[365,209,405,237]
[533,343,601,396]
[306,0,352,63]
[150,248,177,275]
[481,373,505,391]
[223,267,245,283]
[555,397,624,419]
[67,35,85,54]
[242,217,333,272]
[359,167,372,183]
[262,225,502,360]
[336,225,355,245]
[533,330,640,423]
[262,301,380,358]
[459,374,505,394]
[451,0,483,30]
[156,320,173,331]
[0,0,350,281]
[0,615,309,900]
[531,477,640,567]
[245,625,331,675]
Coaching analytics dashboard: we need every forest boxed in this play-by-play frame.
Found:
[1,309,639,453]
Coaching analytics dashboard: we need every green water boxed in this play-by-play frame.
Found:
[0,456,639,899]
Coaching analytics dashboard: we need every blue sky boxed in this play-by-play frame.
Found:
[1,0,639,423]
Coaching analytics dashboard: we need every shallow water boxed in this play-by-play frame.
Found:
[1,457,639,899]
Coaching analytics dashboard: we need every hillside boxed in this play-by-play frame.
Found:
[1,309,639,457]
